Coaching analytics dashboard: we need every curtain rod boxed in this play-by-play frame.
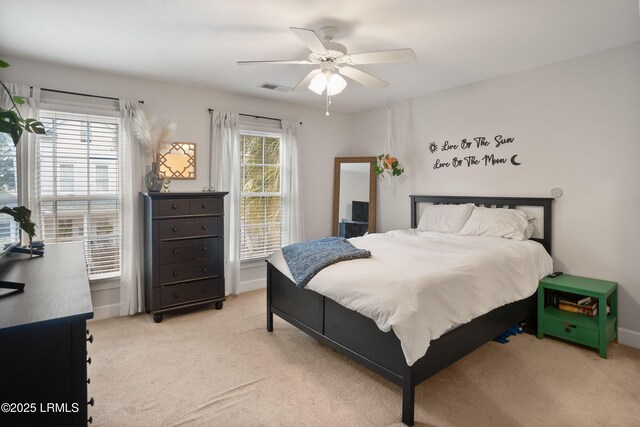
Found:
[208,108,302,125]
[41,87,144,104]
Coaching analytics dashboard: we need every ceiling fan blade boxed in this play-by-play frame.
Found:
[237,59,314,65]
[338,66,388,89]
[294,69,321,92]
[290,27,327,54]
[343,48,416,65]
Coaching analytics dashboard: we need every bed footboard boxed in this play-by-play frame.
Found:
[266,261,536,426]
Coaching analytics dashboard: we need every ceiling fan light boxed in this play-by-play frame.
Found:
[327,73,347,96]
[308,73,327,95]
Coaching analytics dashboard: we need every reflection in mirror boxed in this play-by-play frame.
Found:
[333,157,376,238]
[158,142,196,180]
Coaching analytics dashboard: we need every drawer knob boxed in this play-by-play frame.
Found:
[173,248,179,255]
[173,271,179,277]
[173,292,180,299]
[202,266,208,272]
[202,225,207,231]
[202,246,208,252]
[172,227,178,232]
[565,327,572,333]
[87,378,91,384]
[201,203,207,209]
[87,334,94,343]
[88,416,93,424]
[203,288,208,293]
[86,328,90,335]
[172,204,178,209]
[87,357,92,365]
[88,397,95,407]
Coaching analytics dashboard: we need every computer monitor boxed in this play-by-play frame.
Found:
[351,201,369,223]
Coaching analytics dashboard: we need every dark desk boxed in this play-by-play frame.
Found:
[0,243,94,426]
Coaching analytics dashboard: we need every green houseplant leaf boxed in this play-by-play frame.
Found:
[0,206,36,244]
[0,61,47,145]
[374,152,405,178]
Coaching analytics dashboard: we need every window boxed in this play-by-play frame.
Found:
[0,133,19,245]
[239,131,282,260]
[95,164,109,192]
[39,110,120,279]
[59,163,75,193]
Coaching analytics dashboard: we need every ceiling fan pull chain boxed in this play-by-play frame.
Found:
[326,91,331,116]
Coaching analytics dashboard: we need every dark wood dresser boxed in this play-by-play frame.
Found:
[0,243,94,426]
[141,192,228,323]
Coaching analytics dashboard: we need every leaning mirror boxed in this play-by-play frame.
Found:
[332,157,377,238]
[158,142,196,180]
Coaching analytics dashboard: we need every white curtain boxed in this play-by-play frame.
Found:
[209,111,241,295]
[119,100,146,315]
[1,83,41,244]
[281,120,304,245]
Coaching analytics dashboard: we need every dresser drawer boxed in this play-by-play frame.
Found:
[159,259,223,285]
[153,198,190,217]
[543,319,598,347]
[156,216,223,240]
[160,278,224,308]
[190,197,223,215]
[158,237,222,264]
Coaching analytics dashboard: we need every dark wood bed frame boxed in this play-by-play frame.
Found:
[266,195,553,425]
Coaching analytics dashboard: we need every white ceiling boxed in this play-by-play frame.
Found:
[1,0,639,113]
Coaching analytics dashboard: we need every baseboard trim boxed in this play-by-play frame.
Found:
[236,278,265,294]
[618,327,640,349]
[91,303,121,321]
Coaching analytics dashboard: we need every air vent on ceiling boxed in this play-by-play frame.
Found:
[259,82,292,92]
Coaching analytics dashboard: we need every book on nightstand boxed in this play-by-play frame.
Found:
[558,303,598,317]
[558,298,597,311]
[552,291,592,306]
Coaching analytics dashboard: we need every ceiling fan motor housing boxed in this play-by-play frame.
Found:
[310,41,347,63]
[318,26,338,41]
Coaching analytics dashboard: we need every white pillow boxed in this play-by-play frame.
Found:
[524,216,537,239]
[417,203,474,233]
[458,207,534,241]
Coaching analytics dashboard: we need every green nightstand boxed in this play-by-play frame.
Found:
[537,274,618,358]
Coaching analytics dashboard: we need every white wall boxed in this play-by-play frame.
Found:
[1,56,352,317]
[351,43,640,347]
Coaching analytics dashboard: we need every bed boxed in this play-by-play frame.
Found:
[266,195,553,425]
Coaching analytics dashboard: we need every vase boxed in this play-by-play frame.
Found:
[145,162,164,192]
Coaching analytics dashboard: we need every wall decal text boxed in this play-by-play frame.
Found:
[428,135,521,170]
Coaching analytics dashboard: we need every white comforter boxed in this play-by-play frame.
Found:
[269,229,553,365]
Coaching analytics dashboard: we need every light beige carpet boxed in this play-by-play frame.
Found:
[88,289,640,426]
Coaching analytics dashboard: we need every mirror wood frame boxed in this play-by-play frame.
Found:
[332,156,377,237]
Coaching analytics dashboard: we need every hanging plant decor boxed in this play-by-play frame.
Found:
[374,154,404,177]
[374,103,405,178]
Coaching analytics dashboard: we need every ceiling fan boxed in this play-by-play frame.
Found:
[238,26,416,114]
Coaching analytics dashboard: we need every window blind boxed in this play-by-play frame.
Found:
[239,131,282,260]
[0,133,19,246]
[39,110,120,279]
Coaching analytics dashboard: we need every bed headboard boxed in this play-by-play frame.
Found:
[410,195,553,255]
